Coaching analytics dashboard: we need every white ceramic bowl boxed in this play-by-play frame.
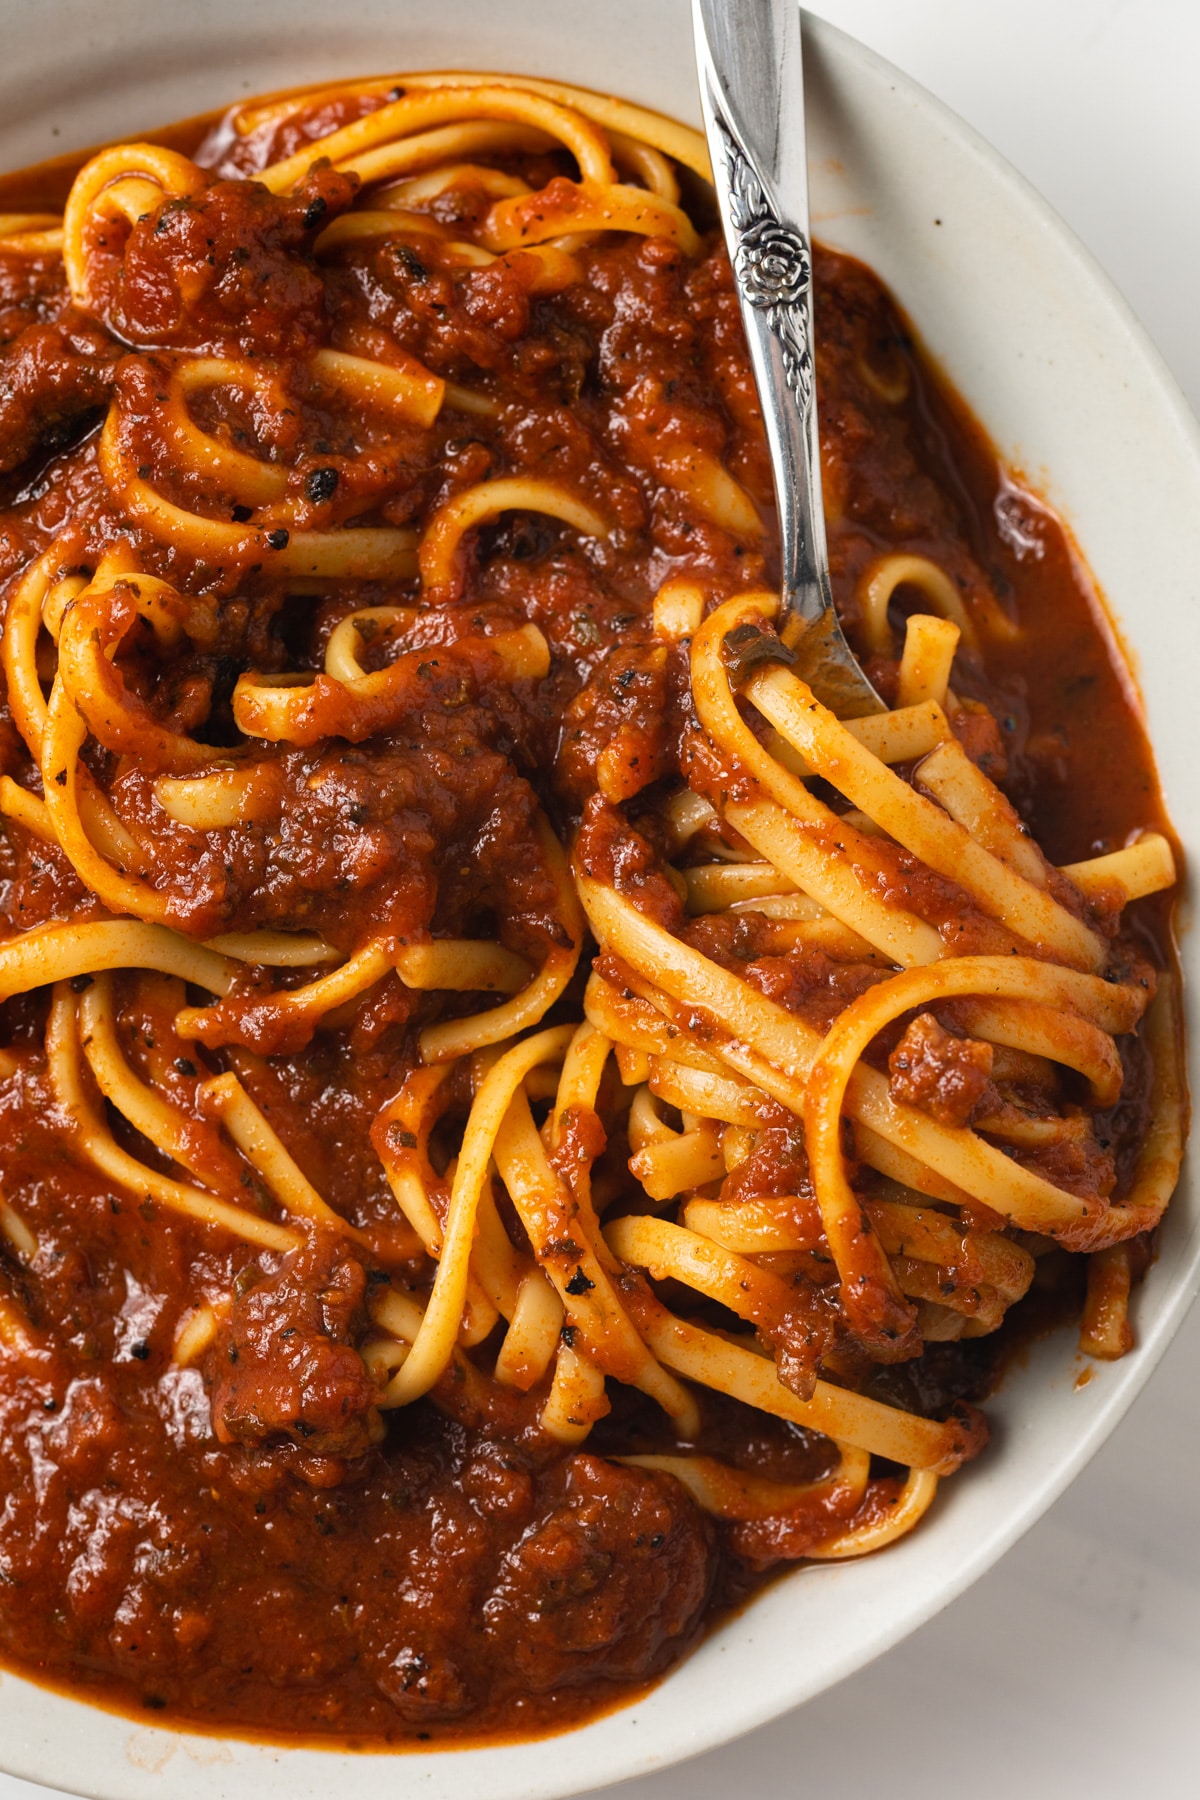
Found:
[0,6,1196,1797]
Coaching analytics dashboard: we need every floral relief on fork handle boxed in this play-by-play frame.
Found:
[717,117,815,410]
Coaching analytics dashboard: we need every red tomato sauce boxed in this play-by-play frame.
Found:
[0,88,1173,1745]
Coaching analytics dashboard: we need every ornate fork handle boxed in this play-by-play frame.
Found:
[721,122,815,408]
[695,0,882,716]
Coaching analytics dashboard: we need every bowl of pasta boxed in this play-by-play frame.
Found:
[0,2,1194,1798]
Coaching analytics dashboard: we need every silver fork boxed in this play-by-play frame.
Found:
[693,0,884,717]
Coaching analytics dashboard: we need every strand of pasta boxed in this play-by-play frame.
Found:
[617,1446,870,1526]
[259,85,618,195]
[804,954,1146,1264]
[916,736,1049,885]
[494,1088,698,1433]
[159,357,294,504]
[605,1213,829,1395]
[1090,973,1187,1247]
[77,973,244,1190]
[0,552,156,871]
[1062,834,1177,904]
[199,1072,371,1245]
[480,181,701,257]
[636,1293,976,1473]
[0,776,57,846]
[324,119,556,201]
[53,574,219,769]
[856,552,980,654]
[0,213,64,254]
[370,1064,455,1253]
[232,620,549,745]
[310,345,445,427]
[154,764,281,831]
[806,1469,941,1559]
[231,71,709,181]
[98,409,419,578]
[540,1341,610,1443]
[396,940,531,994]
[896,613,960,708]
[0,919,234,1003]
[628,1107,724,1200]
[418,477,610,592]
[686,1191,1034,1299]
[317,208,537,269]
[689,593,946,965]
[513,1021,621,1436]
[417,813,585,1063]
[647,1058,781,1129]
[2,546,72,758]
[636,440,764,541]
[383,1024,575,1404]
[578,876,1104,1238]
[344,150,533,208]
[42,666,179,924]
[693,592,1106,969]
[370,1066,503,1340]
[0,1289,43,1359]
[742,659,1106,970]
[175,936,394,1048]
[387,72,711,179]
[1080,1246,1136,1359]
[548,1021,618,1229]
[62,143,208,303]
[46,984,296,1252]
[496,1275,565,1389]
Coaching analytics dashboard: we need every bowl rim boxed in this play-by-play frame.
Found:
[0,8,1195,1798]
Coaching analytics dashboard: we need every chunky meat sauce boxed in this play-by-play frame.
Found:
[0,88,1172,1744]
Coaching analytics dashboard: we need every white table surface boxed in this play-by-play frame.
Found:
[3,5,1198,1796]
